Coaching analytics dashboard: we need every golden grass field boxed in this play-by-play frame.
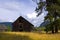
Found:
[0,32,60,40]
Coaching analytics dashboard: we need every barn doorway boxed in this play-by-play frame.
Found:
[19,25,23,31]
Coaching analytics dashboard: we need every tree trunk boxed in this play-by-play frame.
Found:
[54,10,58,33]
[55,26,58,33]
[51,26,54,34]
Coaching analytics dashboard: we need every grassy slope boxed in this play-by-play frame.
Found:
[0,32,60,40]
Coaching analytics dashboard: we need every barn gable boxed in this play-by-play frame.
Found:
[12,16,34,32]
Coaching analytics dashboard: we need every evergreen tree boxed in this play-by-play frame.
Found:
[35,0,60,33]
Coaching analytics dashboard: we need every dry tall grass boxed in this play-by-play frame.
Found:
[0,32,60,40]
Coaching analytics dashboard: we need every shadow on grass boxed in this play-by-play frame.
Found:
[0,32,33,40]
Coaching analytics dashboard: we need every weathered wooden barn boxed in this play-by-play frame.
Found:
[12,16,34,32]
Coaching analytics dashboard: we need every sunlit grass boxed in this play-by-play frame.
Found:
[0,32,60,40]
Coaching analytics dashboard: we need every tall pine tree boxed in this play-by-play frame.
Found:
[35,0,60,33]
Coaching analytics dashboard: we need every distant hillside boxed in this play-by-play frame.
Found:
[40,21,50,27]
[0,22,13,31]
[0,22,12,27]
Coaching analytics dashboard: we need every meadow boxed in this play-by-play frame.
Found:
[0,32,60,40]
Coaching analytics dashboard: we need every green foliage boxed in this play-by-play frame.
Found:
[36,0,60,33]
[35,0,46,16]
[34,27,45,31]
[53,18,60,29]
[7,26,11,31]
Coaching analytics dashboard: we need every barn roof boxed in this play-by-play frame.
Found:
[13,16,34,26]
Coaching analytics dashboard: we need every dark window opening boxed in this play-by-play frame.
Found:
[19,25,23,31]
[20,26,22,28]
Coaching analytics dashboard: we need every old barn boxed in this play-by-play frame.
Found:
[12,16,34,32]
